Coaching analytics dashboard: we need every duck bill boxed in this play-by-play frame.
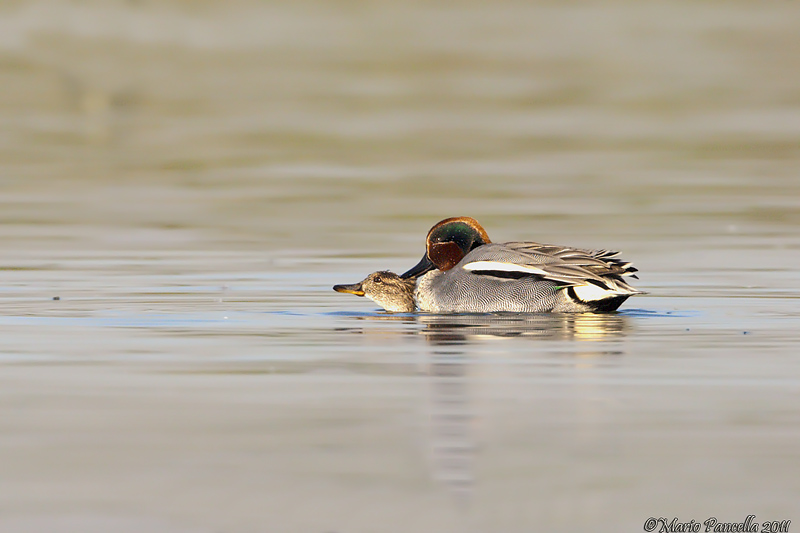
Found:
[333,282,365,296]
[400,254,435,279]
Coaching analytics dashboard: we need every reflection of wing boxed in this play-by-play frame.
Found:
[460,242,642,295]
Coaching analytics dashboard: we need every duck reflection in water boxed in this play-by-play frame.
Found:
[419,311,630,344]
[333,273,632,506]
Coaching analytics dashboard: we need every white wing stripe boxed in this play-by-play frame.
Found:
[572,283,627,301]
[462,261,548,276]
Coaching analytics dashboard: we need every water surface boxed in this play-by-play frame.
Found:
[1,2,799,532]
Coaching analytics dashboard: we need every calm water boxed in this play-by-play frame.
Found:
[1,2,799,532]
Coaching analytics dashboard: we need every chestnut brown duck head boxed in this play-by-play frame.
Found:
[400,216,491,278]
[333,271,416,313]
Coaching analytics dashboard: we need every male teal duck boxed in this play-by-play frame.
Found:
[400,217,643,313]
[333,271,416,312]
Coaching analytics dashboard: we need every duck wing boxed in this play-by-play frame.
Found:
[460,242,641,294]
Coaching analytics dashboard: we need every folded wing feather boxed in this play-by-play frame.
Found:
[459,242,641,295]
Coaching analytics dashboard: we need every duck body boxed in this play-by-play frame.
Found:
[414,243,632,313]
[403,217,642,314]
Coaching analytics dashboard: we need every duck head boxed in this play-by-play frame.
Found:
[333,270,417,312]
[400,216,491,279]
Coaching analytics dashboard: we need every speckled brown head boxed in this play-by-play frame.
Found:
[401,216,492,278]
[333,271,416,312]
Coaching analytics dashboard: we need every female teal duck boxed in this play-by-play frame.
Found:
[333,271,416,312]
[400,217,642,313]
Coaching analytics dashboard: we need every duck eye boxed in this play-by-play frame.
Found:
[373,274,384,283]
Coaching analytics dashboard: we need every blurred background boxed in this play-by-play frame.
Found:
[3,0,798,252]
[1,1,799,532]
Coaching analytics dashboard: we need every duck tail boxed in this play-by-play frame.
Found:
[569,276,645,303]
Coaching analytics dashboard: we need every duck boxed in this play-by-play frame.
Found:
[400,216,643,313]
[333,271,417,313]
